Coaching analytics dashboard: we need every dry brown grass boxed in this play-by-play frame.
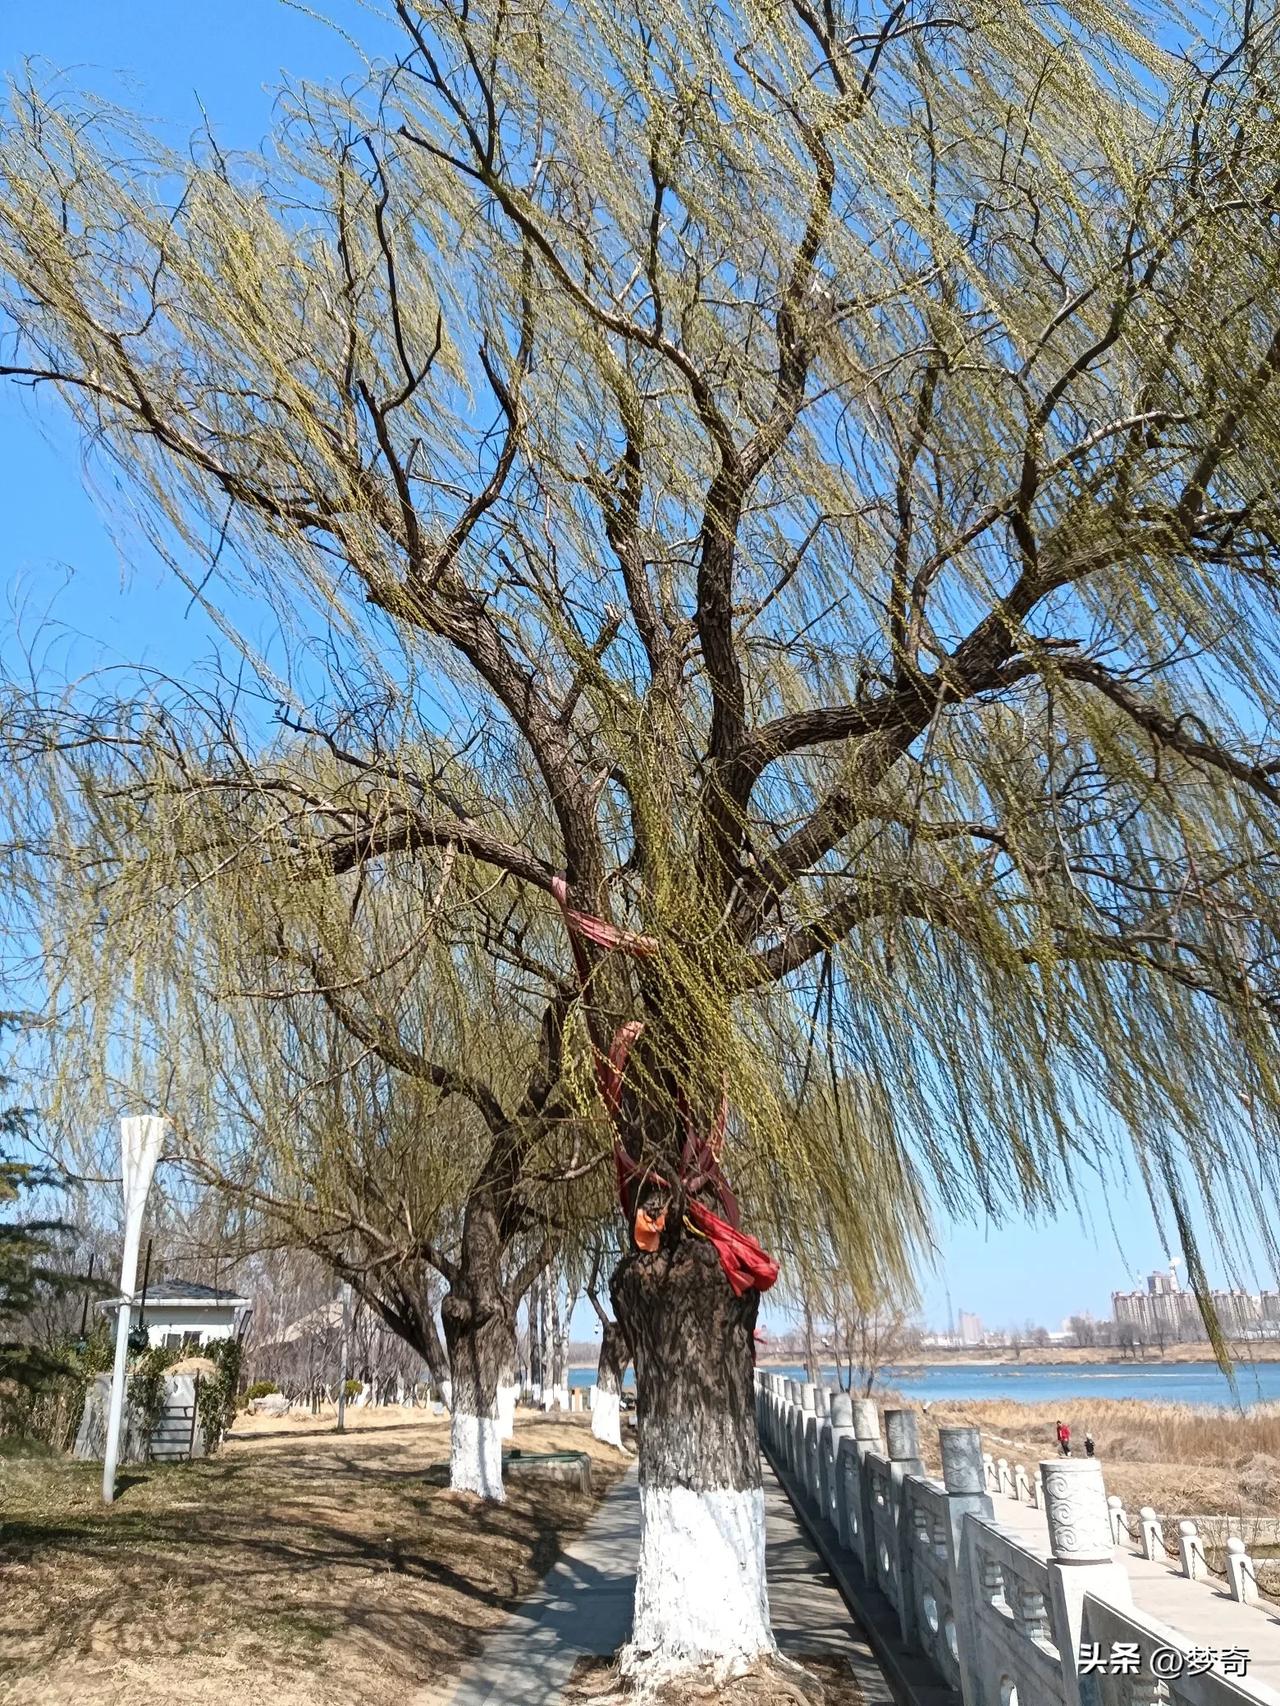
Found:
[915,1397,1280,1519]
[0,1406,630,1706]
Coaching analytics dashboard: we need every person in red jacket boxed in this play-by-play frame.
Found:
[1056,1419,1072,1456]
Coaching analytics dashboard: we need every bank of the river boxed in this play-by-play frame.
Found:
[569,1356,1280,1406]
[762,1340,1280,1368]
[751,1358,1280,1408]
[916,1395,1280,1588]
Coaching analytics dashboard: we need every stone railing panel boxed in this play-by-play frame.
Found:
[1081,1591,1267,1706]
[755,1388,1280,1706]
[835,1433,866,1566]
[966,1517,1067,1706]
[867,1449,900,1614]
[905,1473,963,1692]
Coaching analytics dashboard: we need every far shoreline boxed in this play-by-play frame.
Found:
[568,1347,1280,1374]
[751,1342,1280,1368]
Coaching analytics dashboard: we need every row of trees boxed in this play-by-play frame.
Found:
[4,0,1280,1681]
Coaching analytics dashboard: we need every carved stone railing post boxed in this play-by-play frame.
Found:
[1178,1519,1205,1580]
[1106,1494,1128,1546]
[997,1456,1013,1497]
[786,1380,802,1473]
[1227,1535,1258,1603]
[800,1383,818,1503]
[982,1451,996,1492]
[822,1392,854,1530]
[939,1426,992,1706]
[1042,1458,1132,1706]
[848,1398,882,1579]
[1138,1505,1163,1561]
[1013,1461,1031,1503]
[886,1408,925,1645]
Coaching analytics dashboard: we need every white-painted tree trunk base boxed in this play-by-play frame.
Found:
[555,1384,569,1410]
[440,1378,453,1412]
[450,1411,504,1500]
[620,1483,774,1679]
[497,1384,518,1441]
[591,1390,622,1447]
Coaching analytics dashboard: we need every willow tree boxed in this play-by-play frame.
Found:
[4,710,601,1499]
[5,0,1280,1679]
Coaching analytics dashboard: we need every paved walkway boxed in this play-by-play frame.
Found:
[763,1458,893,1699]
[440,1468,639,1706]
[439,1461,888,1704]
[986,1477,1280,1697]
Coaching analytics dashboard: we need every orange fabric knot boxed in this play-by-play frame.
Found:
[634,1206,666,1252]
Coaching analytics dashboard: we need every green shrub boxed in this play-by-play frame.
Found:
[198,1336,243,1453]
[343,1379,361,1401]
[130,1340,184,1446]
[241,1379,279,1406]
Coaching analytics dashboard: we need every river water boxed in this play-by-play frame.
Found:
[569,1358,1280,1409]
[757,1360,1280,1409]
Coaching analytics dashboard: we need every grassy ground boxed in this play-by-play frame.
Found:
[0,1406,631,1706]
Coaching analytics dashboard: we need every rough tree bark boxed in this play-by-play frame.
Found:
[442,1289,514,1500]
[497,1340,518,1441]
[540,1269,560,1410]
[591,1317,629,1449]
[440,1190,523,1500]
[553,1280,576,1410]
[612,1237,772,1676]
[529,1273,544,1401]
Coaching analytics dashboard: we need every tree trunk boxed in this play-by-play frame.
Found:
[553,1284,574,1409]
[540,1268,558,1409]
[442,1292,513,1501]
[591,1317,628,1448]
[497,1332,518,1440]
[612,1238,773,1677]
[803,1297,820,1385]
[529,1273,544,1400]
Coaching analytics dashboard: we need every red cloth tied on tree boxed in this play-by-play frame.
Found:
[550,874,778,1297]
[686,1201,780,1297]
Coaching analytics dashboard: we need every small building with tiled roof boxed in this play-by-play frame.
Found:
[97,1277,252,1351]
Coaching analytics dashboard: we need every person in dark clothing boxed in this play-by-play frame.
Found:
[1084,1433,1095,1457]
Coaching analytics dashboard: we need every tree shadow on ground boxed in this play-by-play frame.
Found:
[0,1413,630,1706]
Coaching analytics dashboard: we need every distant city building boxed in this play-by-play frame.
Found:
[1112,1264,1202,1341]
[1211,1289,1261,1335]
[957,1310,983,1346]
[1111,1265,1280,1341]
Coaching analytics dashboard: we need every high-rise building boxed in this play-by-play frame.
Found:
[957,1310,983,1346]
[1211,1290,1261,1335]
[1113,1265,1204,1340]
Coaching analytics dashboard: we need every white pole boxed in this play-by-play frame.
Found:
[102,1115,166,1505]
[337,1282,351,1432]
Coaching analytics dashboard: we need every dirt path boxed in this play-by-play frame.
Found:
[0,1407,630,1706]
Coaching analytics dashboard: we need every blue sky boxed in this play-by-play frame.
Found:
[2,2,1273,1341]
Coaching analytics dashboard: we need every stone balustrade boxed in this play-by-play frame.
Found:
[756,1371,1272,1706]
